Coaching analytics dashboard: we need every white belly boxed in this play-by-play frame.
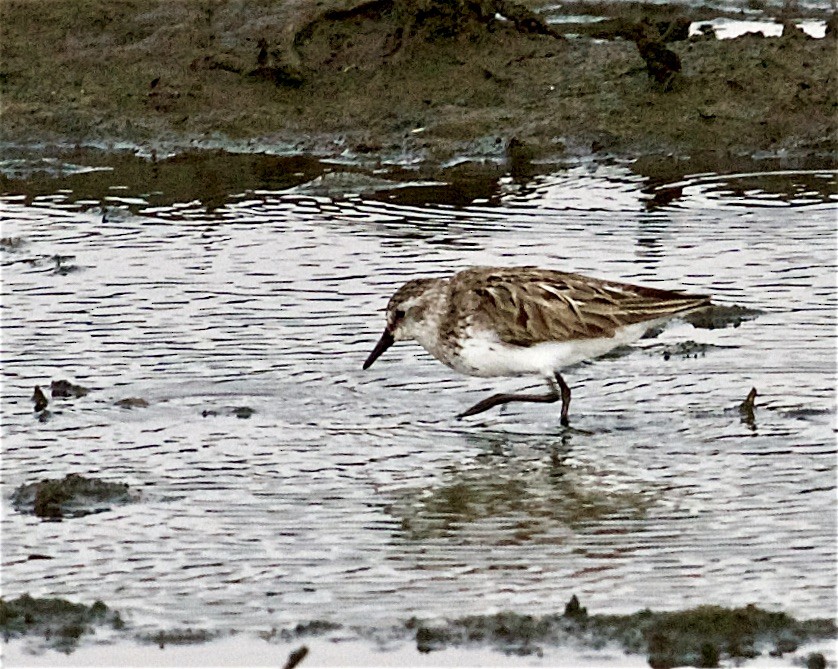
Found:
[451,321,656,378]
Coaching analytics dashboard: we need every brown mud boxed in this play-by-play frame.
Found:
[1,0,835,165]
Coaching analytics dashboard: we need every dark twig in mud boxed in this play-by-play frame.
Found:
[283,645,309,669]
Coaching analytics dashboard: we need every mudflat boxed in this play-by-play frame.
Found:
[1,0,835,162]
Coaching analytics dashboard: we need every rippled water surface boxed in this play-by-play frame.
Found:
[1,153,835,637]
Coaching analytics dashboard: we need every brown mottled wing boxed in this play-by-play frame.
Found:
[452,267,710,346]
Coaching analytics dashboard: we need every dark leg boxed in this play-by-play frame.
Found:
[457,374,572,422]
[555,373,571,427]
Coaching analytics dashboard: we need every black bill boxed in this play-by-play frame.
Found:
[362,329,394,370]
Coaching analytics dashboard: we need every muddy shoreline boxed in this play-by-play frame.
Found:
[2,594,834,667]
[1,0,836,166]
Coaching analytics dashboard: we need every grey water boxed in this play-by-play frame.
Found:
[1,153,835,641]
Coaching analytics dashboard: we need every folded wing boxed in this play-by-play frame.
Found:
[452,267,710,346]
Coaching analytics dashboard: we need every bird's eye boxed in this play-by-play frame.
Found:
[394,309,406,321]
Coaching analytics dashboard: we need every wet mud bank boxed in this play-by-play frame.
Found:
[1,0,836,165]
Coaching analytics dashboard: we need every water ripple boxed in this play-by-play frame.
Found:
[1,160,835,634]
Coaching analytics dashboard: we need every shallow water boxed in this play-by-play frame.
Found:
[1,153,835,643]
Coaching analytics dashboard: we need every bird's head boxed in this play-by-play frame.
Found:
[362,278,442,369]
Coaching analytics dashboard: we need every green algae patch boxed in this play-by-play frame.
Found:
[11,473,137,519]
[407,601,837,667]
[0,595,124,652]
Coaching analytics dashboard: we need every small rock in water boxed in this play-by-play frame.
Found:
[564,594,587,618]
[114,397,149,409]
[806,652,827,669]
[0,236,23,249]
[50,379,89,398]
[738,387,757,428]
[32,386,49,412]
[738,387,757,412]
[684,304,762,330]
[234,406,255,419]
[769,637,797,656]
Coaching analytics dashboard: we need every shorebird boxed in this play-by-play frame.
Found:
[362,266,711,425]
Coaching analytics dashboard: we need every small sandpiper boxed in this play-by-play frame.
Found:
[363,266,711,425]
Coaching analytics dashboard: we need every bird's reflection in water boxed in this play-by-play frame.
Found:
[389,431,653,545]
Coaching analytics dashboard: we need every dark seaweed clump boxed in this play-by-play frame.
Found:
[0,595,123,652]
[684,304,763,330]
[50,379,89,398]
[408,599,836,668]
[11,473,136,519]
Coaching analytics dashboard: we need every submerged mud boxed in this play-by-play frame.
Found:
[0,595,124,652]
[11,474,137,520]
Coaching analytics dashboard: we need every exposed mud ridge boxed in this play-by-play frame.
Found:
[1,0,835,163]
[1,594,834,665]
[11,473,138,520]
[294,0,562,72]
[407,600,837,668]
